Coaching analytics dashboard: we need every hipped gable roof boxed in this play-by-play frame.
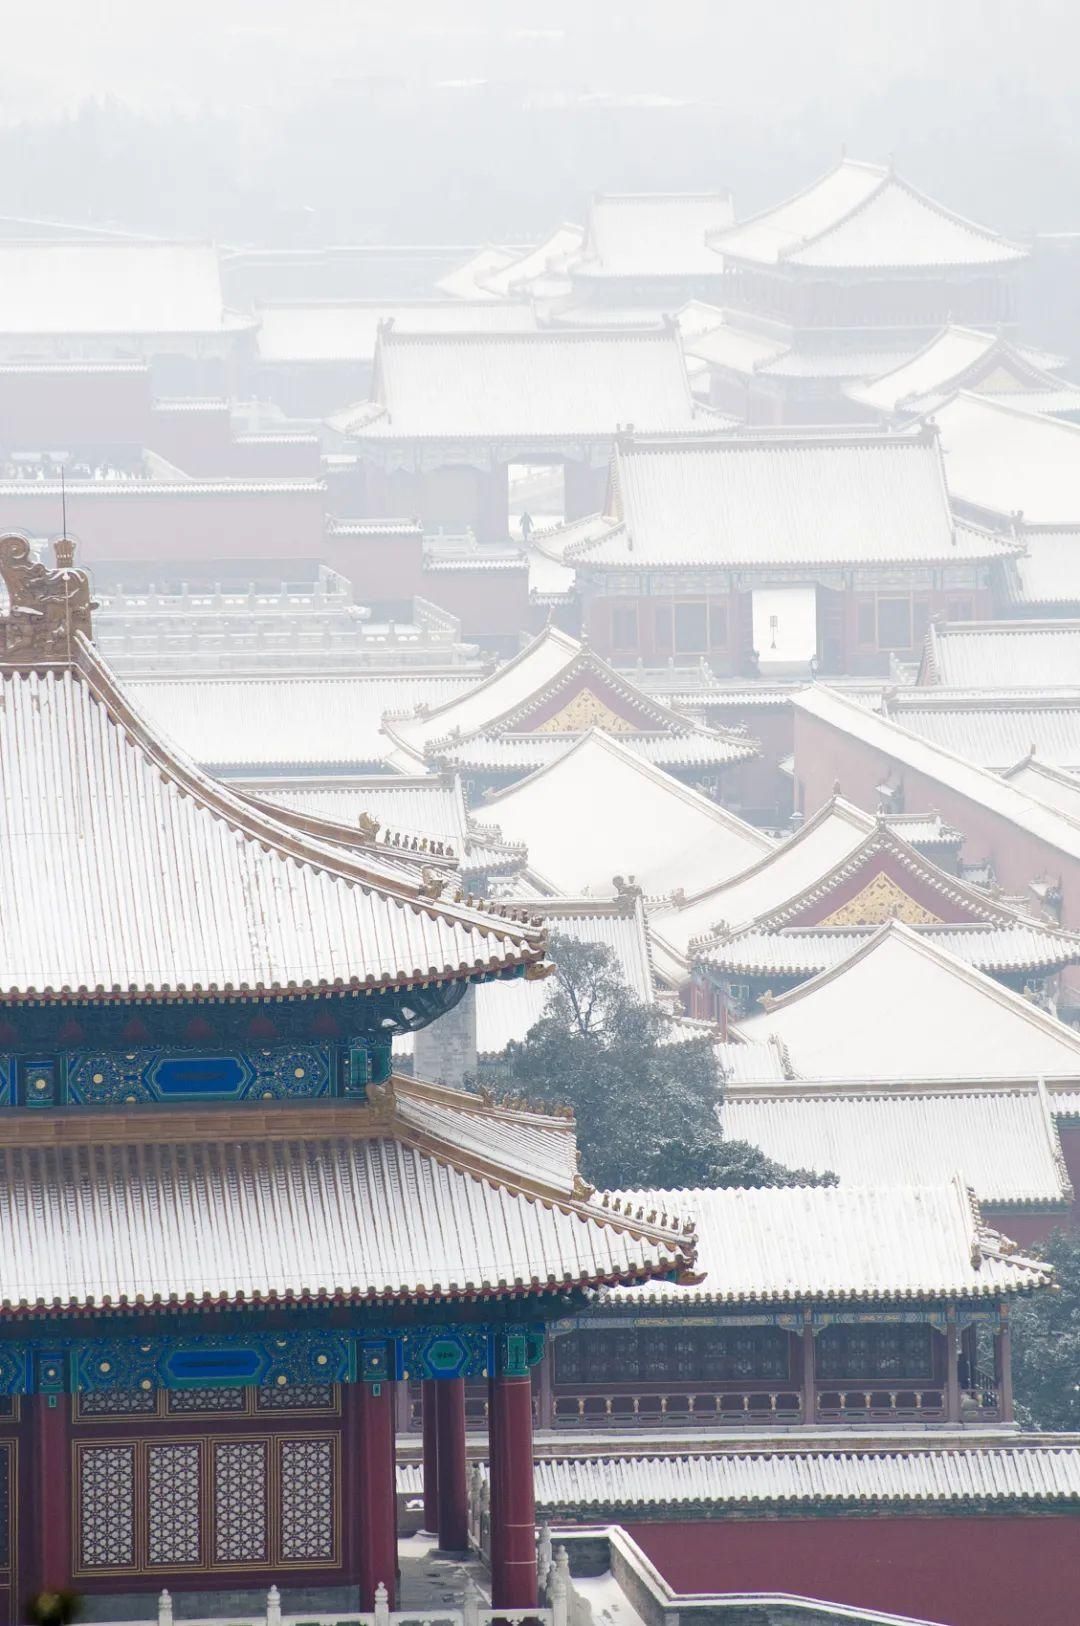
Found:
[709,159,1026,271]
[848,325,1068,416]
[0,635,545,1003]
[0,1075,695,1318]
[723,1083,1072,1209]
[603,1176,1048,1305]
[332,325,711,441]
[736,921,1080,1082]
[472,730,772,899]
[566,428,1018,572]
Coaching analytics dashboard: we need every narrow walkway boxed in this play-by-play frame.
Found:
[398,1532,492,1611]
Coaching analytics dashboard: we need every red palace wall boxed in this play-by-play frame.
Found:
[0,367,153,450]
[0,488,327,566]
[420,565,531,642]
[626,1513,1080,1626]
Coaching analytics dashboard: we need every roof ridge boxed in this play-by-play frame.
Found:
[71,638,546,942]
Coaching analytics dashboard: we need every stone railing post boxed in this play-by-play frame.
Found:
[374,1580,391,1626]
[266,1584,282,1626]
[550,1546,571,1626]
[157,1590,173,1626]
[463,1573,483,1626]
[537,1521,553,1588]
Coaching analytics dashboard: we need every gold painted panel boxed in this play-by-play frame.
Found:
[533,688,639,734]
[818,871,943,927]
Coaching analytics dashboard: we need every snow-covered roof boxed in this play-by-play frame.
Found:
[567,430,1016,571]
[652,799,876,961]
[124,670,477,772]
[527,1445,1080,1513]
[847,326,1063,416]
[254,299,537,363]
[386,626,581,759]
[1008,528,1080,607]
[1000,756,1080,819]
[724,1084,1072,1208]
[480,225,584,296]
[333,327,708,440]
[710,160,1027,271]
[0,241,247,336]
[434,245,520,301]
[933,391,1080,524]
[920,618,1080,688]
[0,1075,691,1315]
[736,921,1080,1082]
[472,730,772,900]
[605,1177,1049,1305]
[576,192,734,279]
[883,690,1080,773]
[794,684,1080,863]
[705,920,1080,981]
[0,640,545,1001]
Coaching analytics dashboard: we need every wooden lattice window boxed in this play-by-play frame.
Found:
[816,1322,934,1381]
[555,1325,791,1384]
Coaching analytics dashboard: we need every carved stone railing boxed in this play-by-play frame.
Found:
[118,1583,553,1626]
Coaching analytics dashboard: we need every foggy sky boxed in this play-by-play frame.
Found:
[5,0,1074,122]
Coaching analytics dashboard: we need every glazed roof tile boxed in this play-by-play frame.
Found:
[568,432,1015,571]
[472,730,772,899]
[332,327,708,440]
[603,1177,1048,1305]
[723,1086,1072,1207]
[735,922,1080,1082]
[651,799,877,962]
[1008,529,1080,606]
[126,670,477,771]
[575,192,733,278]
[920,618,1080,688]
[710,160,1026,271]
[703,921,1080,980]
[0,241,251,336]
[527,1446,1080,1512]
[884,691,1080,772]
[847,327,1065,415]
[434,246,520,301]
[480,225,584,295]
[999,756,1080,818]
[0,1079,690,1316]
[0,642,543,1001]
[933,391,1080,524]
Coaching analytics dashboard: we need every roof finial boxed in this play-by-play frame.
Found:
[0,533,96,667]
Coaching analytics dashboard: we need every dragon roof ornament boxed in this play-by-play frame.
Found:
[0,534,96,666]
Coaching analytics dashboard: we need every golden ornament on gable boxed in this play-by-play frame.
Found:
[533,687,638,734]
[818,871,943,927]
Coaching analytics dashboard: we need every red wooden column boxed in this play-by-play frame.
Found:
[801,1313,816,1427]
[435,1378,469,1552]
[997,1311,1014,1423]
[489,1363,537,1608]
[487,1372,504,1583]
[421,1380,440,1535]
[944,1312,962,1425]
[357,1379,398,1609]
[30,1354,72,1596]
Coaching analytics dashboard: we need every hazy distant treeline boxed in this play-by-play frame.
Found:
[0,72,1074,247]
